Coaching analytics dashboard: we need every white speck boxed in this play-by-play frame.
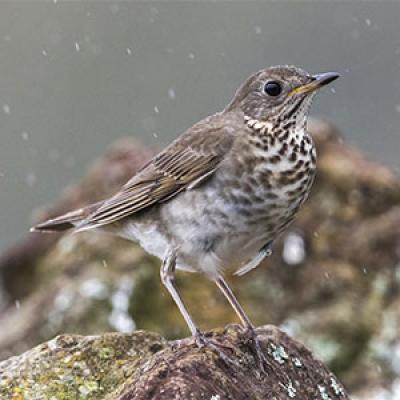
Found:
[365,18,371,26]
[188,52,195,60]
[102,260,108,268]
[270,343,289,364]
[168,88,176,99]
[390,341,400,375]
[58,234,78,254]
[54,288,74,312]
[25,172,37,187]
[293,357,302,367]
[15,300,20,309]
[255,26,262,34]
[75,42,80,52]
[210,396,220,400]
[114,278,134,309]
[280,319,300,336]
[367,383,400,400]
[53,0,57,3]
[154,106,159,113]
[395,104,400,113]
[318,385,332,400]
[80,278,108,300]
[109,276,135,333]
[78,382,98,396]
[363,267,368,274]
[282,232,306,265]
[21,131,29,141]
[126,47,132,55]
[111,290,129,311]
[287,381,297,398]
[2,104,10,114]
[42,49,48,56]
[152,132,158,138]
[330,87,336,94]
[47,337,59,352]
[330,378,345,396]
[109,310,135,333]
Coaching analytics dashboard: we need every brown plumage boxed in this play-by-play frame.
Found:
[32,65,339,370]
[79,118,235,228]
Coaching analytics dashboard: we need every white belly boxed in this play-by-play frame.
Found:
[118,182,278,279]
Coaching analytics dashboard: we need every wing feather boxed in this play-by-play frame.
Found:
[76,114,235,230]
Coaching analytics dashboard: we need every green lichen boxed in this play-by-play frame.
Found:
[0,332,166,400]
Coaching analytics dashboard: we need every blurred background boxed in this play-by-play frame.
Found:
[1,2,400,399]
[0,1,400,253]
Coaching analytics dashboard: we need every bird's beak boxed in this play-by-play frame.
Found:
[289,72,339,96]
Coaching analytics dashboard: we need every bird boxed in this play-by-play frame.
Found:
[31,65,339,368]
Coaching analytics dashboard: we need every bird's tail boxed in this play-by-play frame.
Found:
[30,202,101,233]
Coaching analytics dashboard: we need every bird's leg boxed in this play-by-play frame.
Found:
[160,250,237,366]
[215,275,253,328]
[215,275,268,372]
[160,249,202,340]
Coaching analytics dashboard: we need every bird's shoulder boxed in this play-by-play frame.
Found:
[125,110,244,186]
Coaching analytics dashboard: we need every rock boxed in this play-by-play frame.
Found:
[1,120,400,396]
[0,139,154,302]
[0,325,348,400]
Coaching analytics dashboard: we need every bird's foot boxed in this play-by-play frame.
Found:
[194,330,241,369]
[243,326,268,373]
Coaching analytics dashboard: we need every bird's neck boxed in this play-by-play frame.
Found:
[243,113,308,147]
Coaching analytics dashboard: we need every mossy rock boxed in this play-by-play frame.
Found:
[0,325,348,400]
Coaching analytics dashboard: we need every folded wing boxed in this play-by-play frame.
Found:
[76,116,235,231]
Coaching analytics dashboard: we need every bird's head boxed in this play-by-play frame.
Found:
[226,65,339,129]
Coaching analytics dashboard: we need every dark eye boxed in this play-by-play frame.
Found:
[264,81,282,96]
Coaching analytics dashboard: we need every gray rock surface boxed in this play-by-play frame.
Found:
[0,325,348,400]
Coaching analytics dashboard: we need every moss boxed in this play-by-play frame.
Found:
[0,332,167,400]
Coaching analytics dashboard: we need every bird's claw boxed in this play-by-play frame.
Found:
[194,330,241,369]
[243,326,268,373]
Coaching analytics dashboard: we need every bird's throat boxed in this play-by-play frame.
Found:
[244,115,273,135]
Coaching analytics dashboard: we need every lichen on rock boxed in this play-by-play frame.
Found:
[0,330,166,400]
[0,325,348,400]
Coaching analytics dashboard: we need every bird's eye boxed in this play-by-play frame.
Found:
[263,81,282,96]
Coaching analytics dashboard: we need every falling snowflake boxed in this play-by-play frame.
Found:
[168,89,176,99]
